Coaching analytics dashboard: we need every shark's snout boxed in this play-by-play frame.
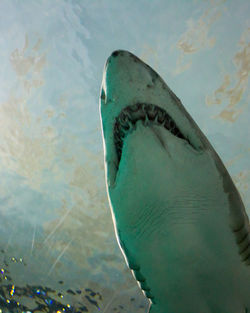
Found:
[109,50,129,58]
[108,50,142,64]
[102,50,157,104]
[105,50,136,72]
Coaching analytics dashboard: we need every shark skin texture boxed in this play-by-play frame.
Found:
[99,50,250,313]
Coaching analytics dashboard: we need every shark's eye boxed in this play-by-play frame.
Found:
[101,88,106,102]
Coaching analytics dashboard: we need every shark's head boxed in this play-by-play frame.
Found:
[99,50,246,232]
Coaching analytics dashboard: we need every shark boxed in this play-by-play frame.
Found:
[99,50,250,313]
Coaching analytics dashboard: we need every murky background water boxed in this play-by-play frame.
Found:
[0,0,249,312]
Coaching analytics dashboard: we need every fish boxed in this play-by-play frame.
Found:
[99,50,250,313]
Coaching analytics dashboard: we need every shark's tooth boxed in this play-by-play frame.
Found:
[157,110,165,124]
[131,110,146,124]
[147,107,158,121]
[145,103,153,111]
[141,103,146,111]
[163,118,174,129]
[118,113,131,132]
[119,111,128,124]
[163,119,170,129]
[143,114,150,127]
[128,103,139,112]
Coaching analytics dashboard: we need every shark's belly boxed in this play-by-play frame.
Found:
[121,223,250,313]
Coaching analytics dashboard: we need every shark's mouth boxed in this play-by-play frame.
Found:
[113,102,191,163]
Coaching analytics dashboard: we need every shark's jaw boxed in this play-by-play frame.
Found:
[113,102,193,165]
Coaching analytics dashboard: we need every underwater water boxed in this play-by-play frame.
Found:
[0,0,249,312]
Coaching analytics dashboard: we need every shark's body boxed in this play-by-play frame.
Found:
[100,50,250,313]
